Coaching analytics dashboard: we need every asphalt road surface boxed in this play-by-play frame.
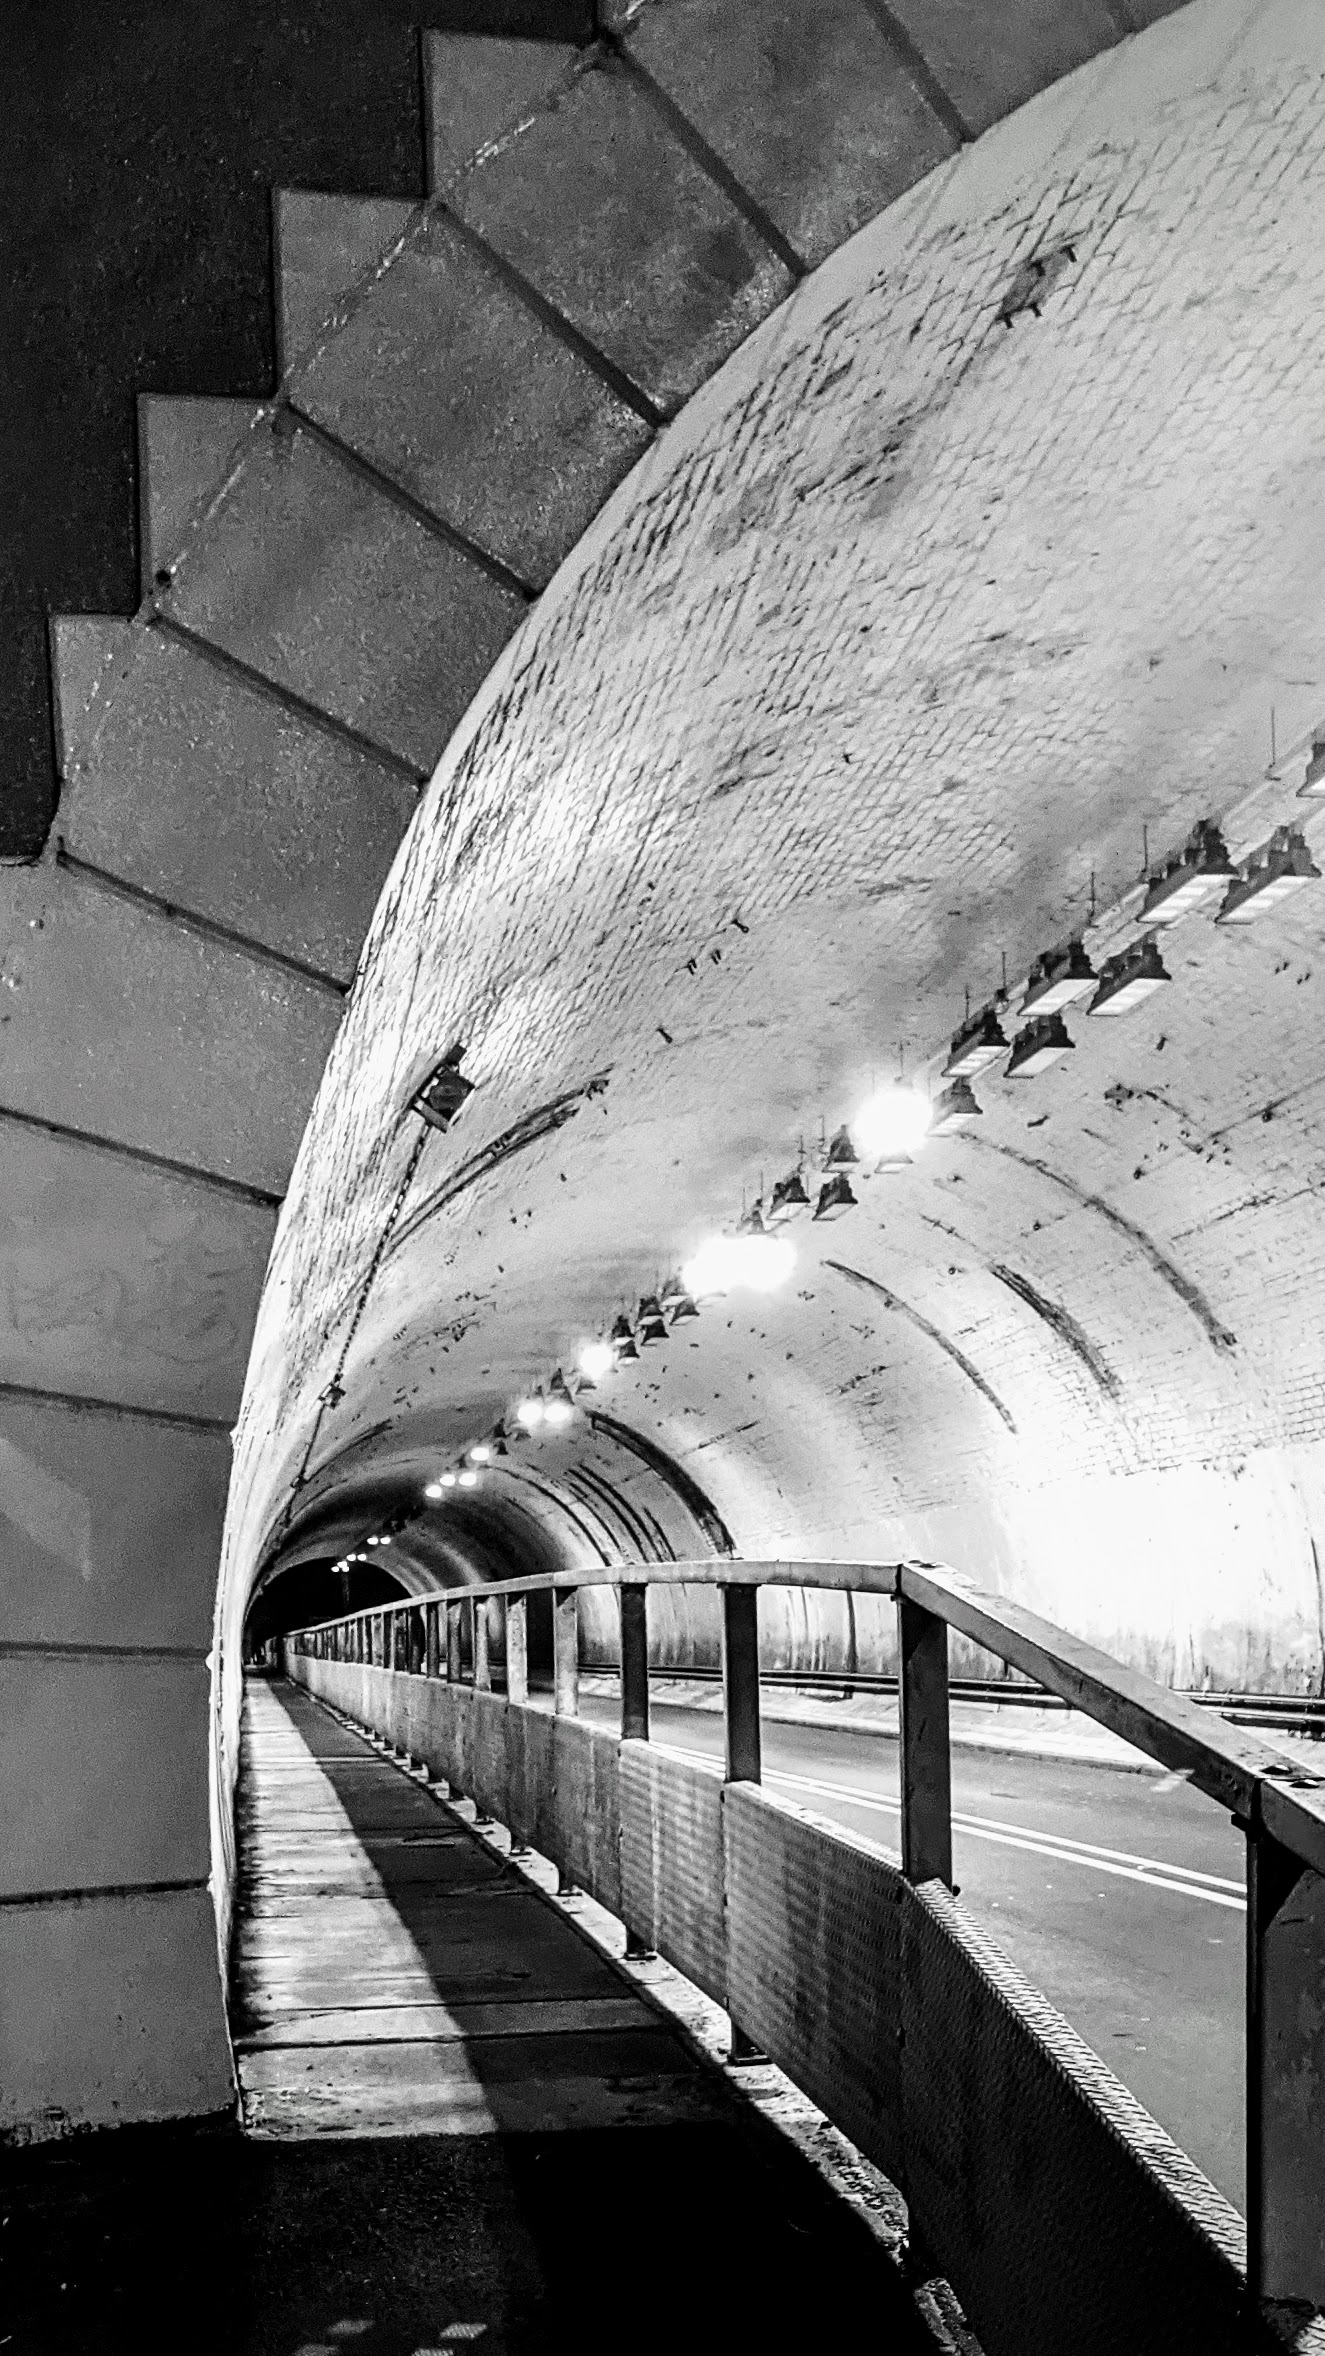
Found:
[576,1692,1246,2208]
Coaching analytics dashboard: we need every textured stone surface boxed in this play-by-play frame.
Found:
[227,2,1325,1724]
[272,190,417,376]
[136,397,261,595]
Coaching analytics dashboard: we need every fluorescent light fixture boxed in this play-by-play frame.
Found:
[1142,820,1235,924]
[682,1233,796,1297]
[366,1534,380,1545]
[636,1294,668,1343]
[823,1123,858,1168]
[468,1443,492,1464]
[1006,1013,1074,1075]
[813,1172,857,1220]
[944,1007,1008,1078]
[578,1340,614,1382]
[424,1481,446,1500]
[1088,936,1170,1016]
[378,1536,391,1547]
[767,1169,810,1221]
[543,1399,574,1429]
[1021,941,1096,1014]
[610,1313,640,1362]
[515,1397,545,1430]
[458,1469,479,1487]
[659,1271,700,1319]
[854,1086,931,1164]
[930,1077,982,1133]
[667,1289,700,1321]
[1216,827,1320,924]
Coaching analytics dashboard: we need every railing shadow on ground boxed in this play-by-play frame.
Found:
[284,1555,1325,2356]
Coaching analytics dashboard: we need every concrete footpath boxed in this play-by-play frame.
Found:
[2,1678,942,2356]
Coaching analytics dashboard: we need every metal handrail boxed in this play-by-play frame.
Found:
[285,1550,1325,2313]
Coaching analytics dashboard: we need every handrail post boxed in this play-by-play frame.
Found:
[506,1595,528,1704]
[898,1592,953,1887]
[721,1582,761,1784]
[425,1602,439,1679]
[554,1587,579,1717]
[409,1607,424,1676]
[621,1584,650,1743]
[1246,1824,1325,2312]
[720,1581,763,2061]
[473,1596,491,1692]
[446,1600,462,1683]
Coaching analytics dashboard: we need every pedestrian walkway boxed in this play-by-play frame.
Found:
[233,1677,725,2138]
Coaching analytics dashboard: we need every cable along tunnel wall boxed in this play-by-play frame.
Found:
[282,1555,1325,2356]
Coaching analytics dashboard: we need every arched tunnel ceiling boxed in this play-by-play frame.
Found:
[230,0,1325,1697]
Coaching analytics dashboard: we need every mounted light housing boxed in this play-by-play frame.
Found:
[577,1340,614,1383]
[1300,739,1325,796]
[1006,1014,1074,1076]
[610,1313,640,1362]
[823,1124,858,1169]
[682,1233,795,1297]
[1089,935,1171,1016]
[409,1041,475,1132]
[636,1294,668,1343]
[1141,820,1235,924]
[1216,827,1320,924]
[854,1086,931,1168]
[943,1007,1008,1078]
[767,1169,810,1221]
[813,1172,857,1220]
[930,1077,983,1133]
[1021,941,1096,1014]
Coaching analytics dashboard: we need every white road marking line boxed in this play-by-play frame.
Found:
[660,1744,1246,1912]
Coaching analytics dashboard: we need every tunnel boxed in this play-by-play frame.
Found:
[6,1,1325,2347]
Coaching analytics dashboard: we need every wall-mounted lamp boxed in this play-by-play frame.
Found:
[1021,942,1096,1014]
[930,1077,982,1133]
[767,1169,810,1221]
[943,1007,1008,1078]
[543,1399,574,1430]
[813,1172,857,1220]
[1088,935,1170,1015]
[1006,1014,1074,1075]
[854,1086,931,1167]
[468,1444,493,1465]
[424,1481,446,1500]
[823,1124,858,1168]
[1216,827,1320,924]
[409,1041,475,1132]
[578,1340,615,1383]
[682,1233,795,1297]
[515,1396,545,1430]
[610,1314,640,1361]
[1141,820,1235,924]
[458,1468,480,1487]
[636,1295,668,1343]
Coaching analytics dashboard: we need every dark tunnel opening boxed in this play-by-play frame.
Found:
[244,1558,408,1658]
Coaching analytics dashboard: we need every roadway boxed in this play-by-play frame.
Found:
[575,1691,1246,2207]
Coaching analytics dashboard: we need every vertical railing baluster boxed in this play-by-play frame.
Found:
[898,1593,953,1888]
[473,1596,491,1692]
[621,1583,649,1743]
[720,1579,763,2060]
[553,1587,579,1718]
[425,1601,439,1679]
[446,1599,462,1682]
[1247,1824,1325,2312]
[506,1594,528,1705]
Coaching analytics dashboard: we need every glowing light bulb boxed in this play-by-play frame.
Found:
[578,1340,615,1382]
[378,1535,391,1547]
[366,1535,380,1546]
[854,1086,931,1163]
[682,1233,795,1299]
[440,1472,457,1488]
[424,1482,446,1500]
[516,1398,544,1429]
[468,1444,492,1465]
[544,1398,574,1429]
[458,1469,479,1488]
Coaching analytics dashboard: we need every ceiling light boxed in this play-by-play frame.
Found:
[1088,936,1171,1016]
[1216,827,1320,924]
[458,1468,479,1486]
[1005,1014,1074,1075]
[944,1007,1008,1078]
[823,1124,858,1168]
[468,1444,492,1464]
[667,1288,700,1321]
[854,1086,931,1164]
[682,1233,796,1297]
[549,1368,576,1401]
[610,1313,640,1362]
[1021,941,1096,1014]
[366,1534,380,1545]
[636,1294,668,1343]
[767,1169,810,1221]
[543,1399,574,1429]
[812,1172,857,1220]
[378,1536,391,1547]
[930,1077,982,1133]
[1300,739,1325,795]
[409,1041,475,1132]
[515,1396,545,1429]
[1142,820,1235,924]
[424,1482,446,1500]
[578,1340,614,1382]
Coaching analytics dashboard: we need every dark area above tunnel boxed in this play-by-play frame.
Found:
[0,0,593,860]
[245,1557,406,1649]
